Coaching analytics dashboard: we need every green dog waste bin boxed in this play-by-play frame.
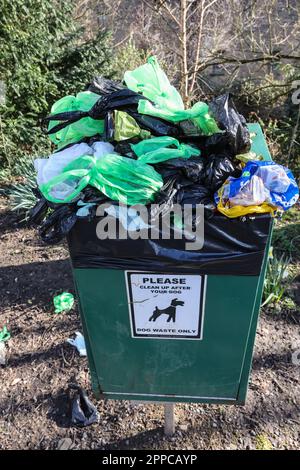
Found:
[67,123,273,405]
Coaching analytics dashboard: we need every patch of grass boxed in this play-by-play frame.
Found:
[255,434,273,450]
[264,206,300,314]
[262,252,290,306]
[0,157,37,220]
[280,296,297,311]
[272,207,300,260]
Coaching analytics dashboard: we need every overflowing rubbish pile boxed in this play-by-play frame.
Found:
[29,56,299,243]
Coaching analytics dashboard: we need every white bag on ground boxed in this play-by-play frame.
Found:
[0,342,6,366]
[67,332,87,357]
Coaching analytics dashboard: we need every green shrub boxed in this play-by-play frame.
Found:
[111,39,149,80]
[1,156,37,220]
[272,208,300,260]
[0,0,114,173]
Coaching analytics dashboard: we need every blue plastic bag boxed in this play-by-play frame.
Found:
[215,161,299,213]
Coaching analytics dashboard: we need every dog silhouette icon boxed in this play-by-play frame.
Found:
[148,298,185,323]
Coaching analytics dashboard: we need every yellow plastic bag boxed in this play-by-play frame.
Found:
[114,111,151,141]
[217,197,276,218]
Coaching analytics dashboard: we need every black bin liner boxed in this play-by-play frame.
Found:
[67,213,272,276]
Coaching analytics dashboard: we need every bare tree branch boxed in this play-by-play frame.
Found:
[288,104,300,164]
[180,0,189,103]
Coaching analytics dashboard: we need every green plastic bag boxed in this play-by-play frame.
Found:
[139,99,219,135]
[124,56,184,111]
[48,91,104,148]
[131,136,200,164]
[124,56,219,135]
[114,111,151,141]
[0,326,10,342]
[40,154,163,205]
[53,292,74,314]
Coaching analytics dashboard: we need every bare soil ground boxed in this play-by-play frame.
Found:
[0,199,299,450]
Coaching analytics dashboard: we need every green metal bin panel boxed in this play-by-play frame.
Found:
[73,270,265,402]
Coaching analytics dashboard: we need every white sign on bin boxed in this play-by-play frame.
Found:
[125,272,206,340]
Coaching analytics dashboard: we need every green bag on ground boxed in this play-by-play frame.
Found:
[124,56,219,135]
[114,111,151,141]
[40,154,163,205]
[0,326,10,342]
[53,292,74,314]
[131,136,200,164]
[48,91,104,148]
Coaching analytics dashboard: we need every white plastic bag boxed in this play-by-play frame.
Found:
[34,143,93,186]
[35,141,115,201]
[0,342,6,366]
[67,332,87,357]
[227,175,271,207]
[256,164,291,193]
[92,141,115,158]
[34,141,115,187]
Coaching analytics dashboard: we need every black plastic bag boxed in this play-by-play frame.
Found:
[69,384,99,427]
[88,76,124,95]
[113,140,137,158]
[44,88,182,138]
[176,184,215,206]
[128,110,181,137]
[155,155,206,182]
[39,205,78,245]
[201,153,242,192]
[43,83,132,134]
[179,119,203,137]
[152,171,216,221]
[81,186,109,204]
[88,89,148,119]
[151,176,178,219]
[102,108,182,139]
[67,213,272,276]
[44,89,148,135]
[203,132,233,156]
[28,194,49,226]
[102,109,181,140]
[49,134,103,154]
[36,186,108,244]
[209,93,251,155]
[176,184,216,219]
[104,110,114,140]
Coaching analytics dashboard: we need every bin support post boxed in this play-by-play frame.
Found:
[164,403,175,436]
